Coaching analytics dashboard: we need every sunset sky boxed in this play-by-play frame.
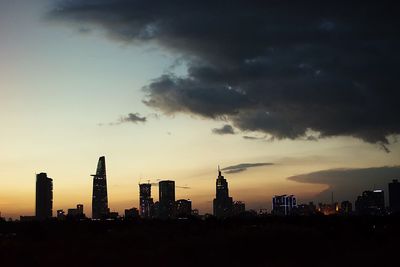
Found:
[1,0,399,219]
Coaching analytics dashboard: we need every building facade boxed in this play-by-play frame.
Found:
[176,199,192,218]
[139,183,154,218]
[389,179,400,213]
[35,172,53,220]
[272,195,297,216]
[159,180,175,219]
[91,156,109,219]
[355,190,385,215]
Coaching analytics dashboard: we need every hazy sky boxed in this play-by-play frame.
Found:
[1,0,399,219]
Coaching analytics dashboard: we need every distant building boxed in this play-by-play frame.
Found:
[389,179,400,213]
[294,202,317,216]
[109,212,119,220]
[57,209,66,220]
[213,167,233,218]
[176,199,192,218]
[232,201,246,216]
[67,204,85,219]
[355,190,385,215]
[20,216,36,222]
[318,203,339,215]
[91,156,109,219]
[36,172,53,220]
[159,180,175,219]
[139,183,154,218]
[340,201,353,215]
[125,208,139,219]
[272,195,296,216]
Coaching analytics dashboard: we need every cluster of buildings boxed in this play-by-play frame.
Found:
[13,156,400,221]
[271,180,400,216]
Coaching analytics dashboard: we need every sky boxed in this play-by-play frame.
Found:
[1,0,399,219]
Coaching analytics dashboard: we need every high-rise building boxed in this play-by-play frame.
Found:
[175,199,192,218]
[35,172,53,220]
[159,180,175,219]
[125,208,139,219]
[355,190,385,215]
[272,195,296,216]
[139,183,154,218]
[213,167,233,218]
[91,156,109,219]
[340,201,353,215]
[389,179,400,213]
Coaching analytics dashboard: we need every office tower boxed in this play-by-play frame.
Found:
[91,156,109,219]
[340,201,353,214]
[232,201,246,216]
[139,183,154,218]
[35,172,53,220]
[213,167,233,218]
[389,179,400,213]
[355,190,385,215]
[272,195,297,216]
[159,180,175,219]
[175,199,192,218]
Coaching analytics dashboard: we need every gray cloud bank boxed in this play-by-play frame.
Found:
[212,124,235,135]
[50,1,400,149]
[288,166,400,203]
[222,163,274,174]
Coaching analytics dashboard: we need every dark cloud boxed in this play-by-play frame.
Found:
[120,113,147,123]
[212,124,235,135]
[50,1,400,149]
[222,163,274,174]
[288,166,400,203]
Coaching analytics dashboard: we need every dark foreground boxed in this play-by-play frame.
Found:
[1,216,399,267]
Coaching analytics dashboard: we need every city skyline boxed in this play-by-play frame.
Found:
[1,1,400,219]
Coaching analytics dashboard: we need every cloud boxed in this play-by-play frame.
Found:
[212,124,235,135]
[222,163,274,174]
[49,1,400,149]
[120,113,146,123]
[288,166,400,203]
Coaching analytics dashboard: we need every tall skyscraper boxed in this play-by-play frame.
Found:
[35,172,53,220]
[159,180,175,219]
[213,167,233,218]
[139,183,154,218]
[389,179,400,213]
[91,156,109,219]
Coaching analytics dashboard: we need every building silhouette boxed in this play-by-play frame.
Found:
[232,201,246,216]
[389,179,400,213]
[272,195,296,216]
[67,204,85,219]
[91,156,109,219]
[139,183,154,218]
[159,180,175,219]
[35,172,53,220]
[175,199,192,218]
[355,190,385,215]
[213,167,233,218]
[125,208,139,219]
[340,201,353,215]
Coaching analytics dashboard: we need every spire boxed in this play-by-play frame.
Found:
[218,165,221,177]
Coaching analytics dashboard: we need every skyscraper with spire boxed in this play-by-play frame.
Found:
[213,166,233,218]
[91,156,109,219]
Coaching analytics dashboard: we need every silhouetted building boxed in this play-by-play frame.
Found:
[91,156,109,219]
[176,199,192,218]
[139,183,154,218]
[109,211,119,220]
[67,204,85,219]
[36,172,53,220]
[272,195,296,216]
[293,202,317,216]
[340,201,353,215]
[355,190,385,215]
[125,208,139,219]
[159,180,175,219]
[57,209,66,220]
[20,216,36,222]
[389,179,400,213]
[213,167,233,218]
[232,201,246,216]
